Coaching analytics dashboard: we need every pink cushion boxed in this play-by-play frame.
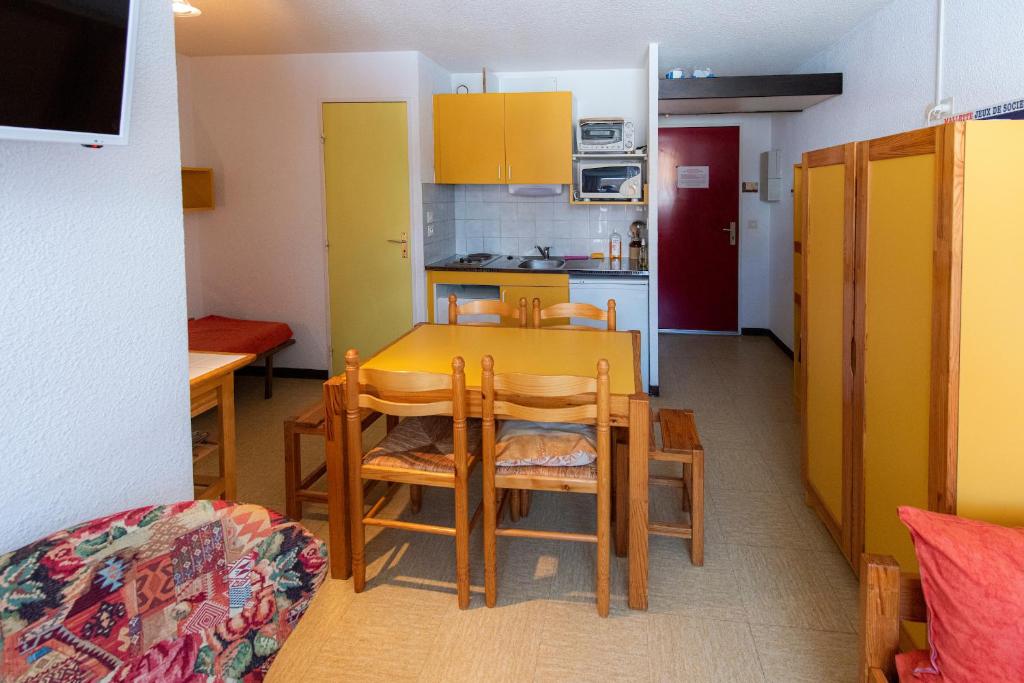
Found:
[896,650,942,682]
[898,506,1024,682]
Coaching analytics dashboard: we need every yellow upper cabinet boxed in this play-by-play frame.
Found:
[433,92,572,185]
[434,94,506,184]
[504,92,573,185]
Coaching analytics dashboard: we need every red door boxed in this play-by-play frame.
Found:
[658,126,739,331]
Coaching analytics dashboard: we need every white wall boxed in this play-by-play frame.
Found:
[768,0,1024,348]
[178,51,448,370]
[177,55,205,317]
[660,114,774,331]
[449,68,648,146]
[0,2,192,551]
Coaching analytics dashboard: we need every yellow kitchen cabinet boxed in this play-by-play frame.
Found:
[434,93,506,184]
[800,143,857,567]
[433,92,572,185]
[504,92,573,185]
[425,270,569,323]
[499,283,570,321]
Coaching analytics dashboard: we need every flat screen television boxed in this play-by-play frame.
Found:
[0,0,139,145]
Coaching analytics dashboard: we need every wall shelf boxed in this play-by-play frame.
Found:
[570,183,648,206]
[182,167,215,212]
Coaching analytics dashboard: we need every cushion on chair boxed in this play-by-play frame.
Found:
[898,506,1024,682]
[364,416,482,473]
[0,500,326,682]
[495,420,598,467]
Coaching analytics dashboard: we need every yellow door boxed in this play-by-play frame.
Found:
[801,145,855,560]
[434,94,506,184]
[323,102,411,375]
[504,92,573,185]
[860,142,937,573]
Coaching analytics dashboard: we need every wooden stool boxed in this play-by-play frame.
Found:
[284,401,395,520]
[614,408,704,566]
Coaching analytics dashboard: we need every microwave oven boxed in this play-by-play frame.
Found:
[577,117,635,152]
[577,160,643,200]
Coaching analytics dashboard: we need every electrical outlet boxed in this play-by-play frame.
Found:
[926,96,954,123]
[425,210,434,223]
[747,219,758,230]
[426,224,434,237]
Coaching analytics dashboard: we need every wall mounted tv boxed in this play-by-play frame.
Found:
[0,0,139,145]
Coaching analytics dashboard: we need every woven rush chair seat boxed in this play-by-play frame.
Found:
[364,415,482,473]
[495,462,597,480]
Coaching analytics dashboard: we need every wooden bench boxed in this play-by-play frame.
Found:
[860,554,927,683]
[284,400,395,520]
[616,408,704,566]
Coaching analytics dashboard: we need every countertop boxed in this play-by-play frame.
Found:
[426,255,649,278]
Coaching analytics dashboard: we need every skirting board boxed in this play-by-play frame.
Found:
[740,327,794,359]
[235,366,329,380]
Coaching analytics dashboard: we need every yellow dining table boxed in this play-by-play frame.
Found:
[322,323,652,610]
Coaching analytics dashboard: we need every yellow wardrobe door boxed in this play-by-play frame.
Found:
[323,102,412,375]
[793,164,803,406]
[803,160,850,536]
[504,92,573,185]
[861,151,935,573]
[956,121,1024,525]
[434,93,506,184]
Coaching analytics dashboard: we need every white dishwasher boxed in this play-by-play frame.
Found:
[569,276,649,390]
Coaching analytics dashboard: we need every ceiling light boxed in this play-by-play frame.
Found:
[172,0,202,17]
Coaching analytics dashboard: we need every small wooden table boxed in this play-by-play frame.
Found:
[322,323,651,609]
[189,351,254,500]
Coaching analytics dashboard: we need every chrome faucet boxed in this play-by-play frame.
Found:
[535,245,551,259]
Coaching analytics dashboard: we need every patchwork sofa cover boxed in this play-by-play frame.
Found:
[0,500,326,682]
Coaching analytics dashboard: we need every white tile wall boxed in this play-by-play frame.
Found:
[452,185,647,257]
[422,184,456,264]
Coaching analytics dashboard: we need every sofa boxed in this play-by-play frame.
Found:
[0,500,326,682]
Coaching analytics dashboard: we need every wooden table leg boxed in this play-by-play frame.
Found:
[218,375,238,501]
[324,380,352,580]
[627,395,649,610]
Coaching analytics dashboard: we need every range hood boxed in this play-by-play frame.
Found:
[659,73,842,115]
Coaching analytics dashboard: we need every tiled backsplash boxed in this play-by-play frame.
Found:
[422,184,456,265]
[423,183,647,262]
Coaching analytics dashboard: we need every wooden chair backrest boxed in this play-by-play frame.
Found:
[532,298,616,331]
[448,294,527,327]
[481,355,610,428]
[343,349,469,463]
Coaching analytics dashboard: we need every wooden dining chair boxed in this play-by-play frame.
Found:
[480,355,612,616]
[531,298,616,331]
[343,349,481,609]
[448,294,527,326]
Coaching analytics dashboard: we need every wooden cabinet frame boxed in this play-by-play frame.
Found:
[800,142,858,567]
[852,124,964,545]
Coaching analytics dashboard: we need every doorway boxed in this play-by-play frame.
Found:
[658,126,740,332]
[322,101,412,375]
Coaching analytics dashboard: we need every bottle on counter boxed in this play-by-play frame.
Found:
[629,222,643,262]
[609,230,622,260]
[639,238,648,269]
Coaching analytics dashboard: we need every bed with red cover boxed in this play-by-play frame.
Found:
[188,315,295,398]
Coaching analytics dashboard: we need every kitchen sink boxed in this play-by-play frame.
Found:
[517,258,565,270]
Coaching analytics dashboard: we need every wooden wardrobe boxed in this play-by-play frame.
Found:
[800,120,1024,575]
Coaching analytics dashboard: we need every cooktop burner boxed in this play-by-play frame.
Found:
[445,253,501,267]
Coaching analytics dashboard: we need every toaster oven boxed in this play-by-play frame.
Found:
[576,160,643,200]
[577,117,635,152]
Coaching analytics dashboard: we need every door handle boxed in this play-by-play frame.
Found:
[722,222,737,246]
[386,232,408,258]
[497,164,502,181]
